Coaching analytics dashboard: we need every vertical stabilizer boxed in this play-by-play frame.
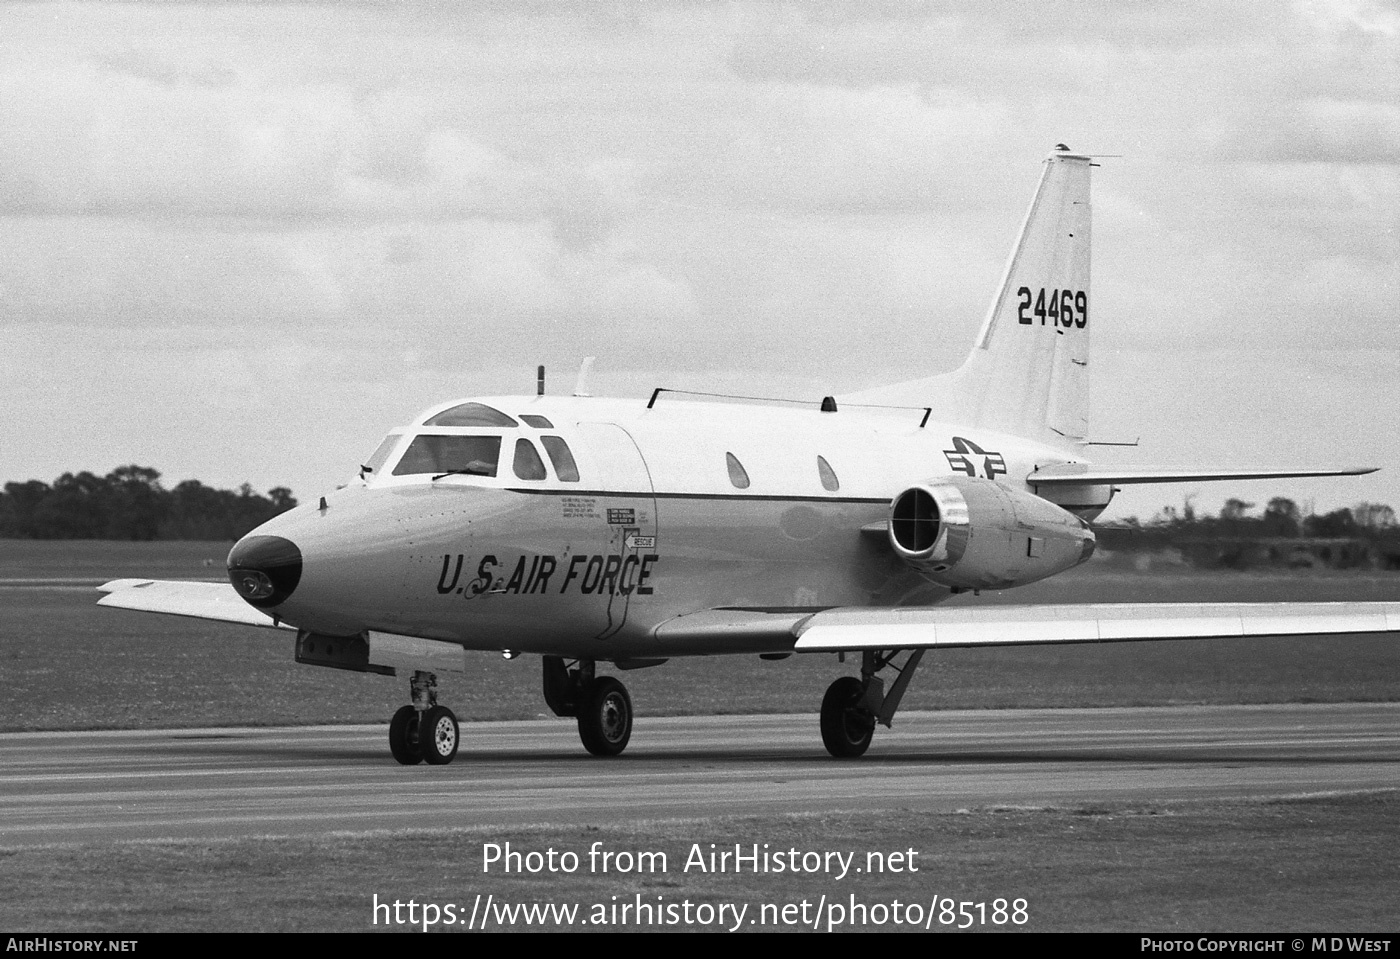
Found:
[844,150,1093,444]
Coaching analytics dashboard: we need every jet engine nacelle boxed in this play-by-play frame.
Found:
[888,476,1096,590]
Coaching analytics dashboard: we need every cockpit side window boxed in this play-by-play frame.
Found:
[726,452,750,490]
[361,435,400,477]
[540,436,580,482]
[392,435,502,477]
[520,414,554,429]
[512,439,547,480]
[817,455,840,492]
[424,403,518,428]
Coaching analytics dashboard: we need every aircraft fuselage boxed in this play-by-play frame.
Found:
[241,394,1102,659]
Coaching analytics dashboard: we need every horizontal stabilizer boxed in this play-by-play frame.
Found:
[794,602,1400,652]
[97,579,291,630]
[1028,464,1378,486]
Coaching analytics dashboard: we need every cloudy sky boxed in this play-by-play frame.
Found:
[2,0,1396,522]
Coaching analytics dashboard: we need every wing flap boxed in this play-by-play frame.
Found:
[793,602,1400,652]
[97,579,290,630]
[1029,465,1377,486]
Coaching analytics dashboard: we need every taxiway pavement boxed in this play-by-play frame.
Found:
[2,703,1396,845]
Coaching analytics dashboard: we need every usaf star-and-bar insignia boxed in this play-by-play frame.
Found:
[944,437,1007,480]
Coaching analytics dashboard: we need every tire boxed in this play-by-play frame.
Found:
[389,705,423,765]
[820,676,875,758]
[577,677,632,757]
[421,705,460,765]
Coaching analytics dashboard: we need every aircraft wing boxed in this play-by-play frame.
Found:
[97,579,292,631]
[791,602,1400,651]
[650,602,1400,653]
[1028,464,1377,485]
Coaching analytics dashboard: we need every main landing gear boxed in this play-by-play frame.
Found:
[819,649,925,759]
[543,656,633,756]
[389,670,459,766]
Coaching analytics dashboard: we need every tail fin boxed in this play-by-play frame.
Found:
[845,149,1093,443]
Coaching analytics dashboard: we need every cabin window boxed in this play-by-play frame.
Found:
[817,455,840,492]
[361,435,400,477]
[540,436,580,482]
[392,435,502,477]
[726,452,750,490]
[424,403,517,428]
[512,439,547,480]
[520,414,554,429]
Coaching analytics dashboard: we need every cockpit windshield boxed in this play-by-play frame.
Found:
[392,435,502,477]
[423,403,517,428]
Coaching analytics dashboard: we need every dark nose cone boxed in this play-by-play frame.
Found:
[228,535,302,609]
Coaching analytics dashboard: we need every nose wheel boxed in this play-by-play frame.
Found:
[421,705,459,765]
[389,705,423,765]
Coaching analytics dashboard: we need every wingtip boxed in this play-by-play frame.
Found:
[96,578,155,594]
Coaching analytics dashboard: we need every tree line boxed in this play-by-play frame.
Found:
[1115,496,1397,539]
[3,469,1397,559]
[0,466,297,541]
[1099,497,1400,569]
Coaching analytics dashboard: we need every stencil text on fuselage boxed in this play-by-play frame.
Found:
[436,553,659,598]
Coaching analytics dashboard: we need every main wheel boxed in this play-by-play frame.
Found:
[577,677,632,756]
[389,705,423,765]
[421,705,460,765]
[820,676,875,758]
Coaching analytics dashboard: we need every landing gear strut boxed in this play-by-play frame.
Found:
[543,656,634,757]
[388,670,459,765]
[819,649,924,759]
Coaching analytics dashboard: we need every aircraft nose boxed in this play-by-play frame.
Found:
[227,534,303,609]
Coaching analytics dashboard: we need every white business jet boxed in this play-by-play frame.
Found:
[99,147,1397,764]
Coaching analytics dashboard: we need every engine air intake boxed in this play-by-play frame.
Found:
[890,487,939,553]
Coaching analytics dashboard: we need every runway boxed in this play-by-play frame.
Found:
[1,703,1396,845]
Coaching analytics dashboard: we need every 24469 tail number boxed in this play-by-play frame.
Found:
[1018,287,1086,329]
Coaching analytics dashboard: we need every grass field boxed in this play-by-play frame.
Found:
[2,539,1398,731]
[2,793,1395,932]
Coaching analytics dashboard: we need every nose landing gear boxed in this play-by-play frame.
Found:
[388,670,460,765]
